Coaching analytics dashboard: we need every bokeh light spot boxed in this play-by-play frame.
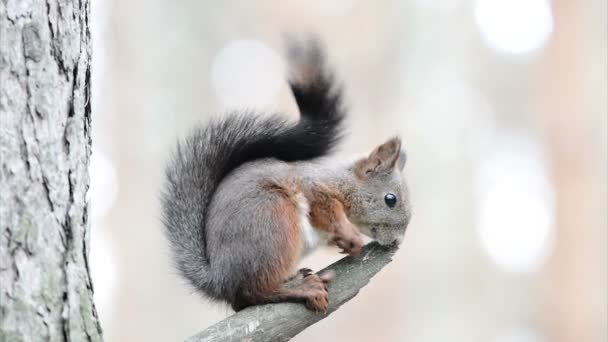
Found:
[475,131,555,273]
[474,0,553,56]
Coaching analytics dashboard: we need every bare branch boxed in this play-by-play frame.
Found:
[186,242,398,342]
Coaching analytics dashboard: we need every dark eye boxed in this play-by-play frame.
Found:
[384,193,397,208]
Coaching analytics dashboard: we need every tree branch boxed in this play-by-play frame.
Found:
[186,242,398,342]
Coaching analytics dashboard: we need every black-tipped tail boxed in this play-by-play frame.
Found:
[287,38,346,124]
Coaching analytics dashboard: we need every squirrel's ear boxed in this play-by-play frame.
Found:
[354,137,402,178]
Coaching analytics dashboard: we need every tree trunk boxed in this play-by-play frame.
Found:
[0,0,102,341]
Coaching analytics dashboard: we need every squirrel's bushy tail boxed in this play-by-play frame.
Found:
[161,40,345,295]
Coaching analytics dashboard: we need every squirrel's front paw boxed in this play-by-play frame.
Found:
[332,231,363,256]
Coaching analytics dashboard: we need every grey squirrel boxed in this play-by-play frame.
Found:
[161,39,411,312]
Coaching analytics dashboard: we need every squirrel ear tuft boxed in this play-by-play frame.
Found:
[354,137,402,177]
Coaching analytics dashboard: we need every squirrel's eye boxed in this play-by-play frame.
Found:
[384,193,397,208]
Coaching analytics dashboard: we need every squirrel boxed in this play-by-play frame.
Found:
[161,39,412,312]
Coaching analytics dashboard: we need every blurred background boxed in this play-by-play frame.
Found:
[88,0,607,341]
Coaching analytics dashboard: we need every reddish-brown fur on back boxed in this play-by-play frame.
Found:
[249,180,303,292]
[267,180,303,278]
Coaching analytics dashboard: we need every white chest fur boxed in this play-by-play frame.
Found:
[294,193,327,257]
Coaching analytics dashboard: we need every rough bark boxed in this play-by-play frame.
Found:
[187,242,398,342]
[0,0,101,341]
